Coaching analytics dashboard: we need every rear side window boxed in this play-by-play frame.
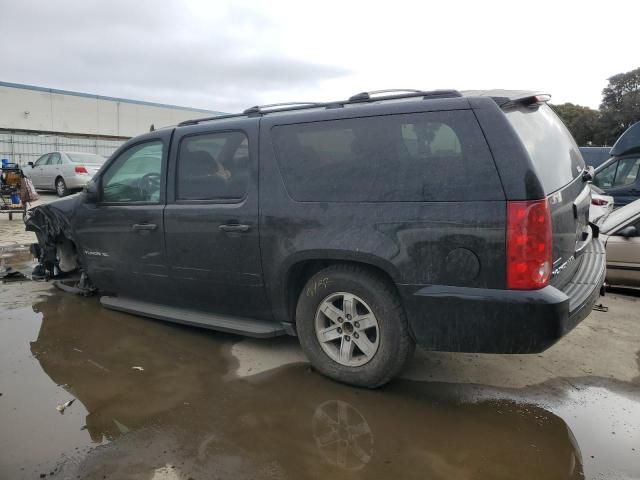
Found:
[176,131,249,201]
[49,153,61,165]
[505,104,584,194]
[271,110,503,202]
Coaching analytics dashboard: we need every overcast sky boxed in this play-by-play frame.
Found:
[1,0,638,113]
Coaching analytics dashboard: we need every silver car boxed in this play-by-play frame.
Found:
[27,152,106,197]
[601,198,640,289]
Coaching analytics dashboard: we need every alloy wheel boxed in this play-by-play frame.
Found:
[314,292,380,367]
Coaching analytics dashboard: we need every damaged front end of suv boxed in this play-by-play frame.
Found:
[25,198,96,296]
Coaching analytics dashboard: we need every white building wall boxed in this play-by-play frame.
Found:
[0,82,221,138]
[0,132,125,166]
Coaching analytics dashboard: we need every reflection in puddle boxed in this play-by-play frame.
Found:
[312,400,373,470]
[0,281,638,479]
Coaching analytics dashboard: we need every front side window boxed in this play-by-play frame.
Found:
[34,154,49,166]
[594,161,618,188]
[271,110,502,202]
[176,131,249,201]
[101,141,163,203]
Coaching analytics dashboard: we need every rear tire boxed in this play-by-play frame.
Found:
[296,264,415,388]
[55,177,68,197]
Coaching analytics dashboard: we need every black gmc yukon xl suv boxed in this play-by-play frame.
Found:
[26,89,605,387]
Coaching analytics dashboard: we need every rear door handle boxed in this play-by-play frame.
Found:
[132,223,157,231]
[219,224,251,233]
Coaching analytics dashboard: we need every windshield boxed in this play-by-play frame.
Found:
[505,104,584,193]
[601,198,640,234]
[67,153,106,165]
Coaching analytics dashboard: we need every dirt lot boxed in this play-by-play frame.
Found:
[0,209,639,480]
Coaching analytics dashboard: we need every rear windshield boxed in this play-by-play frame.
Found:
[505,104,584,193]
[271,110,503,202]
[67,153,106,165]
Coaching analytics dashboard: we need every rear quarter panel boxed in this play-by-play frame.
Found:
[258,107,507,324]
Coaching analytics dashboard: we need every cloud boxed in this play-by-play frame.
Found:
[0,0,350,112]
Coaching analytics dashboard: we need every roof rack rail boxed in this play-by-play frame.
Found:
[178,112,246,126]
[348,89,462,102]
[178,89,462,127]
[243,102,324,116]
[348,89,423,101]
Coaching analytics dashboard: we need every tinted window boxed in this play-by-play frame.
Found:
[612,157,640,187]
[271,110,502,202]
[102,141,163,203]
[176,131,249,201]
[505,104,583,194]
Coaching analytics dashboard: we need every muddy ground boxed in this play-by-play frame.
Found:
[0,249,639,479]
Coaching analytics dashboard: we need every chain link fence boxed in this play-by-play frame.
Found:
[0,131,126,166]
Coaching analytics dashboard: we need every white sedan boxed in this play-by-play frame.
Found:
[26,152,106,197]
[590,185,614,225]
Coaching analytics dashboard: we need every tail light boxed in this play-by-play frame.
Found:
[506,199,552,290]
[591,198,608,206]
[75,165,88,174]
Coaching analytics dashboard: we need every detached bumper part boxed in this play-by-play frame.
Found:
[401,238,606,354]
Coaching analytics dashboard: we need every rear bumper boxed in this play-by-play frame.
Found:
[400,238,606,354]
[65,174,91,189]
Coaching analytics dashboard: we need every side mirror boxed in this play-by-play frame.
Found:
[84,179,99,203]
[28,162,34,167]
[618,225,638,238]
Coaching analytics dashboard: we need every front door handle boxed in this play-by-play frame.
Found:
[219,223,251,233]
[132,223,157,231]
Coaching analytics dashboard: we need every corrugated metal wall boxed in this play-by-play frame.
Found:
[0,132,125,166]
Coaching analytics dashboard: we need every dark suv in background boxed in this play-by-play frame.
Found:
[592,121,640,207]
[26,89,605,387]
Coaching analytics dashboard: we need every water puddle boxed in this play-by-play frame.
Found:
[0,279,638,479]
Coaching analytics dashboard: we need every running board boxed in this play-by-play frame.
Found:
[100,296,285,338]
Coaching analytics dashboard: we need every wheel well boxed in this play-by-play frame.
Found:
[285,259,399,324]
[55,175,64,185]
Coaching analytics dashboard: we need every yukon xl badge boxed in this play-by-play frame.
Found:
[84,249,109,257]
[552,255,575,276]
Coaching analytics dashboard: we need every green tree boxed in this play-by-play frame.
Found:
[551,103,600,145]
[598,67,640,145]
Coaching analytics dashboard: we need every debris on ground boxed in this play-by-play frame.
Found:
[56,399,75,414]
[131,366,144,371]
[593,303,609,312]
[0,265,26,280]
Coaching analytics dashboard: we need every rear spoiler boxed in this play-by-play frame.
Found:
[498,93,551,109]
[462,90,551,108]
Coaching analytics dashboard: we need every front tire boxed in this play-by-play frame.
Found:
[296,264,415,388]
[55,177,68,197]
